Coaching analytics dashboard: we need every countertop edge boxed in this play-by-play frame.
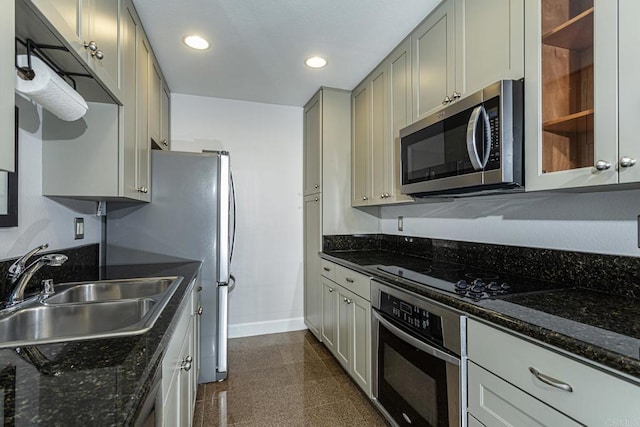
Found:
[320,252,640,383]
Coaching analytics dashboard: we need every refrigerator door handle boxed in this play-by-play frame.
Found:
[217,284,228,375]
[217,153,231,284]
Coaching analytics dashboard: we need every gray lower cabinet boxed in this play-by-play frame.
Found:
[161,280,201,425]
[467,319,640,426]
[0,0,15,172]
[320,261,371,397]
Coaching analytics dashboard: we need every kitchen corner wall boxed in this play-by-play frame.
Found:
[380,189,640,257]
[171,93,305,338]
[0,96,102,260]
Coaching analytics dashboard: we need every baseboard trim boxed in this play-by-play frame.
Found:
[228,317,307,338]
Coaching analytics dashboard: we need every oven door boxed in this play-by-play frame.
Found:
[372,310,461,427]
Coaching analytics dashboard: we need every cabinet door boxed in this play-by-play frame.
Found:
[160,85,171,150]
[387,39,413,203]
[455,0,524,97]
[618,0,640,184]
[321,278,338,354]
[149,60,162,146]
[177,328,193,427]
[524,0,618,191]
[303,194,322,340]
[0,0,15,172]
[351,82,370,206]
[86,0,120,93]
[120,1,138,199]
[412,0,456,121]
[136,35,151,200]
[468,362,581,427]
[349,292,371,396]
[304,91,322,195]
[370,66,387,204]
[335,286,351,370]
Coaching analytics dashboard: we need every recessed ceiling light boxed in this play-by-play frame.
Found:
[305,56,327,69]
[183,35,210,50]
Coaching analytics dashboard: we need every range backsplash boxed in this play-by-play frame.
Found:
[323,234,640,299]
[0,244,100,303]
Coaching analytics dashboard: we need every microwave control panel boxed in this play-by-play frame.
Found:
[486,104,501,171]
[379,291,443,345]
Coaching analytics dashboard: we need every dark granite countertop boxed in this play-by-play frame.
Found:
[0,260,202,426]
[322,250,640,382]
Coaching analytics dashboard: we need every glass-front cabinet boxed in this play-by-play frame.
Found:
[524,0,620,191]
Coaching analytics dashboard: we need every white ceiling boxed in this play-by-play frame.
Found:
[131,0,441,107]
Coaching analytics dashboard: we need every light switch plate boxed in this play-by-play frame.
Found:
[74,217,84,240]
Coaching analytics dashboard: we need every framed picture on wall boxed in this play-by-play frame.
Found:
[0,106,18,227]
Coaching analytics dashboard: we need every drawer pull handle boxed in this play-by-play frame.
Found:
[323,267,331,272]
[345,278,354,283]
[528,367,573,392]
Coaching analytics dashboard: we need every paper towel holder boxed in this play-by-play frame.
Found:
[15,38,93,91]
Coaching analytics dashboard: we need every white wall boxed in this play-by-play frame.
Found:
[0,96,102,260]
[171,94,305,337]
[380,189,640,257]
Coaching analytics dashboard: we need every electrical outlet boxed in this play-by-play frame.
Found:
[74,217,85,240]
[398,216,403,232]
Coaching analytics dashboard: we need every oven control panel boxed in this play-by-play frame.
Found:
[379,291,443,345]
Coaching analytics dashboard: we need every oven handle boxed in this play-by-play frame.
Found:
[466,105,491,170]
[373,310,460,366]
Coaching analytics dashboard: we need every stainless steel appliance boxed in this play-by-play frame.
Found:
[399,80,523,196]
[371,280,466,427]
[106,150,236,383]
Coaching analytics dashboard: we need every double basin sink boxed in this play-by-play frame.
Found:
[0,276,183,348]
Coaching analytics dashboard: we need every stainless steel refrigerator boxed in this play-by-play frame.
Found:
[105,150,235,383]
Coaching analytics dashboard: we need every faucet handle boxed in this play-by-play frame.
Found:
[8,244,49,280]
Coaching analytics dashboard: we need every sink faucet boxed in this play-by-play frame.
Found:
[7,244,68,306]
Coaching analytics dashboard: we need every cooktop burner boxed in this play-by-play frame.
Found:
[375,263,545,301]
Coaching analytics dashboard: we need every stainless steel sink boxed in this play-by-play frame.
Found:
[44,277,177,304]
[0,276,184,348]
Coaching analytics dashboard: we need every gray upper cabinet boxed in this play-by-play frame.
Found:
[411,0,524,122]
[42,0,154,202]
[149,60,162,148]
[411,0,455,121]
[524,0,619,191]
[618,0,640,185]
[304,91,322,196]
[29,0,123,103]
[1,0,15,172]
[351,82,370,206]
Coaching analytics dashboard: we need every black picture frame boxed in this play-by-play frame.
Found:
[0,107,18,227]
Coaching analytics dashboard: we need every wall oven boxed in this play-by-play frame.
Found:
[372,280,466,427]
[399,80,523,196]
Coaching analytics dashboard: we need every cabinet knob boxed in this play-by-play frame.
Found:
[384,193,390,198]
[323,267,331,272]
[181,359,192,371]
[143,187,149,194]
[185,355,193,363]
[197,306,203,315]
[328,288,334,293]
[162,139,169,147]
[442,95,452,104]
[595,160,611,171]
[345,278,354,283]
[314,184,319,189]
[343,297,348,303]
[346,299,353,305]
[314,197,319,202]
[94,50,104,60]
[362,196,368,201]
[619,156,637,168]
[84,41,98,52]
[452,91,461,100]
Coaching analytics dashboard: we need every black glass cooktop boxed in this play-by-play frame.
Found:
[374,261,561,301]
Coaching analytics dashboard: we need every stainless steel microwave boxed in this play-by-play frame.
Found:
[399,80,523,197]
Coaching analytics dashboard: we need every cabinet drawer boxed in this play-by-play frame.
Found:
[335,265,370,301]
[320,259,336,281]
[468,361,580,427]
[468,319,640,426]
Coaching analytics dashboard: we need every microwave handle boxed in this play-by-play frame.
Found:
[466,105,491,170]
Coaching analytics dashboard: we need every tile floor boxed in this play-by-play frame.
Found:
[193,330,389,426]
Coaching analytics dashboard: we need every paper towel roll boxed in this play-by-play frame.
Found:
[15,55,89,121]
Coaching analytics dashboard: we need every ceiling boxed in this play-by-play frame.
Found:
[131,0,441,107]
